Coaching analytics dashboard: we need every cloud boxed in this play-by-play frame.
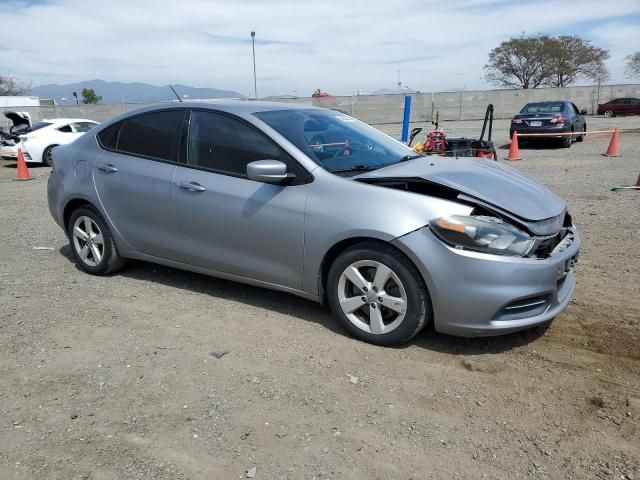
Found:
[0,0,638,96]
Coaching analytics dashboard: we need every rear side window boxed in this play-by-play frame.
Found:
[72,122,97,133]
[58,125,73,133]
[117,110,183,161]
[188,111,282,175]
[97,123,120,149]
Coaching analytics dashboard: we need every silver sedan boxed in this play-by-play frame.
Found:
[48,102,580,345]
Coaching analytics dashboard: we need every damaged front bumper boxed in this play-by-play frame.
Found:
[392,225,580,337]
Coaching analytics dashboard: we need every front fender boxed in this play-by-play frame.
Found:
[301,170,473,296]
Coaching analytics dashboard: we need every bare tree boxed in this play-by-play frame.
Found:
[544,36,610,87]
[0,75,31,96]
[625,52,640,78]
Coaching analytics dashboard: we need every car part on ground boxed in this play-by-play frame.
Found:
[47,101,580,345]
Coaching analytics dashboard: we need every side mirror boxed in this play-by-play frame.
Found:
[247,160,293,185]
[580,109,587,115]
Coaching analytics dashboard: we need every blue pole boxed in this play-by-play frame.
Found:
[401,95,412,143]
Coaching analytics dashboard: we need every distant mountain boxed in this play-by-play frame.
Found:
[29,79,246,104]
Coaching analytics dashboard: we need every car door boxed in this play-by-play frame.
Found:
[631,98,640,115]
[612,99,626,115]
[569,103,584,131]
[93,109,186,259]
[173,109,311,290]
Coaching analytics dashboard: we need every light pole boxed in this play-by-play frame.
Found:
[251,31,257,99]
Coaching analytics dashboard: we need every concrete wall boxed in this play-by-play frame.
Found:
[2,84,639,130]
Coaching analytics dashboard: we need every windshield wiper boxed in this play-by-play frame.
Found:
[398,154,424,162]
[330,165,377,174]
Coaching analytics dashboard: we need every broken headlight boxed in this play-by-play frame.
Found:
[429,215,534,257]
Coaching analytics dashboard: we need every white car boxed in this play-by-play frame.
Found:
[20,118,99,166]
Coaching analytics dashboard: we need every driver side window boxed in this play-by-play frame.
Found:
[187,111,310,183]
[188,111,282,176]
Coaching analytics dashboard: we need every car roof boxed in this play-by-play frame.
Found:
[94,100,327,130]
[179,100,321,114]
[40,118,99,124]
[524,101,568,105]
[125,100,323,116]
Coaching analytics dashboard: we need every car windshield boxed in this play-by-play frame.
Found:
[520,103,564,114]
[253,108,416,174]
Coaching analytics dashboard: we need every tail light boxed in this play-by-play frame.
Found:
[511,117,523,124]
[549,114,568,124]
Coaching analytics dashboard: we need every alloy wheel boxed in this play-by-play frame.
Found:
[72,216,104,267]
[337,260,407,335]
[45,148,53,166]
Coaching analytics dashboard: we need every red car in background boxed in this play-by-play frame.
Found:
[597,98,640,117]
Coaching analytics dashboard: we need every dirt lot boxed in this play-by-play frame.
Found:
[1,116,639,480]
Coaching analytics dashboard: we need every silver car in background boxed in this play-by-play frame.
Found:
[48,102,580,345]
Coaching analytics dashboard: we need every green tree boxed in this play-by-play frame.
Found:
[81,88,102,104]
[484,34,610,89]
[0,75,31,96]
[625,52,640,78]
[544,35,609,87]
[484,35,555,89]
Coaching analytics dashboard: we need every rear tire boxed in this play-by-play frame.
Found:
[327,242,430,346]
[561,131,572,148]
[67,205,126,275]
[576,124,586,142]
[42,145,57,167]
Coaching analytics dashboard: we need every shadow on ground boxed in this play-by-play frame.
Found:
[498,140,571,150]
[59,245,547,355]
[1,162,49,169]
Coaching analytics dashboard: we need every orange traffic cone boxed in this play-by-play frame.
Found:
[506,131,521,161]
[15,148,33,181]
[602,128,620,157]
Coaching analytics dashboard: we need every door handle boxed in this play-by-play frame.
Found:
[179,181,207,192]
[97,163,118,173]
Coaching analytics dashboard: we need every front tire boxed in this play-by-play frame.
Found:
[327,242,430,345]
[42,145,57,167]
[67,206,126,275]
[603,110,614,118]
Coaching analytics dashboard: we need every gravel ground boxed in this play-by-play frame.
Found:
[1,116,639,480]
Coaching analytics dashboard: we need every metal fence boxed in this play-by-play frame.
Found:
[2,83,639,130]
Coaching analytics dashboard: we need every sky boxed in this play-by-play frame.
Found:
[0,0,639,97]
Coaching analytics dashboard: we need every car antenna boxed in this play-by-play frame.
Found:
[169,85,183,102]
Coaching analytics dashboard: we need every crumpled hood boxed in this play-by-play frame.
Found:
[355,156,566,221]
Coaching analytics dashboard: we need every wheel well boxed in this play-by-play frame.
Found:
[63,199,94,230]
[318,237,399,304]
[43,144,59,162]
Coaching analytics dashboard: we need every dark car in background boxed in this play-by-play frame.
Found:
[510,101,587,148]
[597,98,640,117]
